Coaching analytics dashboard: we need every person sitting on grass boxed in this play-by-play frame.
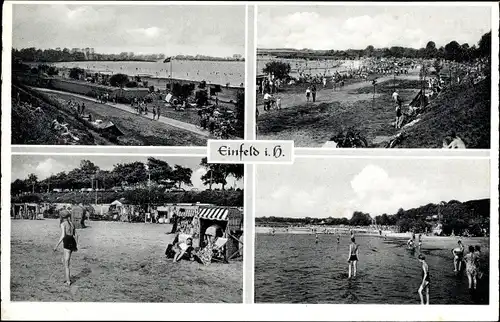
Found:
[173,237,194,263]
[445,131,466,149]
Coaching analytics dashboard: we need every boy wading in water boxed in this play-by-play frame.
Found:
[347,237,359,279]
[418,254,430,305]
[53,211,78,286]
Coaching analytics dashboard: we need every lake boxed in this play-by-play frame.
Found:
[257,57,364,77]
[52,60,245,87]
[255,234,489,304]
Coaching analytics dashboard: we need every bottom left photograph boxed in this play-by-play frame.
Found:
[9,154,244,303]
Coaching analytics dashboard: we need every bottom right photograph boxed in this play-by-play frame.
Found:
[254,157,490,305]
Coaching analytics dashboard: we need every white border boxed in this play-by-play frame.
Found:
[2,1,499,321]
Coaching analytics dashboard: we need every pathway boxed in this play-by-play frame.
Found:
[259,74,421,111]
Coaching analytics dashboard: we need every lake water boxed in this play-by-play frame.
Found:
[255,234,489,304]
[52,60,245,87]
[257,57,364,77]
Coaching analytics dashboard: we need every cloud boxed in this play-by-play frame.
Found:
[127,27,162,39]
[257,8,490,50]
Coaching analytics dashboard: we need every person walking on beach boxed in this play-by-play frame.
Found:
[315,233,319,244]
[464,245,478,290]
[347,237,359,279]
[474,245,483,280]
[152,106,157,120]
[53,211,78,286]
[305,87,311,102]
[452,240,465,272]
[417,254,430,305]
[337,235,340,244]
[311,84,317,102]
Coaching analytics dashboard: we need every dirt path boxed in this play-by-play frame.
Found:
[33,87,209,137]
[259,74,421,111]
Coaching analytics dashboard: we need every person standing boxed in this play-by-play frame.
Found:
[417,254,430,305]
[305,87,311,102]
[464,245,478,290]
[311,84,317,102]
[53,211,78,286]
[347,237,359,279]
[452,240,465,272]
[152,106,157,120]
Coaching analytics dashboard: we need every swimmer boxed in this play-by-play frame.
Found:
[452,240,464,272]
[464,245,478,289]
[417,254,430,305]
[347,237,359,279]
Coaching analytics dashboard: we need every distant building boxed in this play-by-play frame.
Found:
[70,48,80,54]
[233,54,242,60]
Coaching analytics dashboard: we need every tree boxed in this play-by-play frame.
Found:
[364,45,375,57]
[234,90,244,138]
[195,89,208,107]
[11,179,28,195]
[262,61,291,80]
[172,82,195,100]
[109,73,129,88]
[112,162,148,186]
[147,157,173,184]
[171,165,193,189]
[69,67,84,80]
[444,41,461,61]
[425,41,437,58]
[349,211,372,226]
[477,31,491,58]
[27,173,38,193]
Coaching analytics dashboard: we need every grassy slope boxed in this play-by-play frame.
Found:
[258,78,490,148]
[397,79,490,148]
[12,84,105,145]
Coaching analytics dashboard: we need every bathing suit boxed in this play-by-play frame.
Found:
[396,107,402,117]
[422,268,430,283]
[62,222,77,252]
[348,243,359,262]
[464,253,478,276]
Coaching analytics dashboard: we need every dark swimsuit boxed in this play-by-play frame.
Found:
[422,268,430,283]
[348,244,358,262]
[62,223,77,252]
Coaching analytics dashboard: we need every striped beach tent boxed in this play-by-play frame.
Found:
[198,207,229,221]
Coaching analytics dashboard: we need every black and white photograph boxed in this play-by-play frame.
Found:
[11,4,245,146]
[254,158,491,304]
[256,5,492,148]
[10,155,244,302]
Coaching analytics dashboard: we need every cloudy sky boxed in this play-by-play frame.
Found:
[13,4,245,57]
[11,155,243,191]
[258,5,491,50]
[256,158,490,219]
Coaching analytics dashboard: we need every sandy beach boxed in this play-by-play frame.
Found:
[11,219,242,302]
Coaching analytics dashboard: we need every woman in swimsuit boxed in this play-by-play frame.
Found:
[464,245,478,289]
[53,211,78,286]
[417,254,430,305]
[452,240,464,272]
[347,237,359,279]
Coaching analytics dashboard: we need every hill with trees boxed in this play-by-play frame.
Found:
[255,198,489,236]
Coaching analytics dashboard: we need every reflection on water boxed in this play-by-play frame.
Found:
[255,234,489,304]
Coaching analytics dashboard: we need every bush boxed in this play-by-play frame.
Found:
[195,90,208,107]
[263,61,291,80]
[125,81,138,88]
[109,73,129,87]
[69,67,84,80]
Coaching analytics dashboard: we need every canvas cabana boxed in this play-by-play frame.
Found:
[198,207,244,261]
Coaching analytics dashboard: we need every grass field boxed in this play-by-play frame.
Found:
[257,75,490,148]
[10,219,242,302]
[45,92,207,146]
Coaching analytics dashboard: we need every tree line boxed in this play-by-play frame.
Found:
[12,48,166,63]
[270,31,491,63]
[256,198,489,236]
[11,158,244,195]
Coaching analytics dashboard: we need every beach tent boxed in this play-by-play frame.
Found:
[198,207,244,260]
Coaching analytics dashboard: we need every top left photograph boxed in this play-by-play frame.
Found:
[10,4,246,146]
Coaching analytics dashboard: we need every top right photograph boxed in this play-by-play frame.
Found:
[256,5,492,149]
